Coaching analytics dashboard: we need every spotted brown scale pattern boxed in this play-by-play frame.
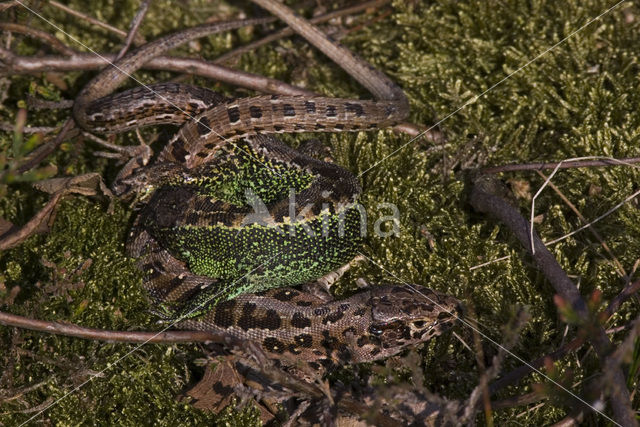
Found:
[129,230,461,366]
[177,284,462,367]
[158,95,408,169]
[82,83,228,133]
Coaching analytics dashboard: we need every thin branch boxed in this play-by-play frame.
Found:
[0,45,13,62]
[549,411,585,427]
[0,381,48,404]
[392,121,445,144]
[26,96,74,110]
[604,279,640,319]
[534,169,626,278]
[469,254,510,270]
[602,315,640,426]
[469,175,636,426]
[605,315,640,367]
[343,8,391,35]
[15,117,77,175]
[0,22,75,55]
[0,50,315,96]
[545,187,640,247]
[490,279,640,394]
[489,335,585,394]
[0,1,20,12]
[481,157,640,174]
[114,0,151,61]
[466,303,492,424]
[0,122,58,134]
[0,171,122,250]
[463,308,529,423]
[490,391,545,409]
[0,193,61,250]
[48,0,146,45]
[215,0,390,64]
[0,309,225,343]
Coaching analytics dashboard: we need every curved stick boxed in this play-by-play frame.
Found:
[469,176,636,426]
[0,309,224,343]
[251,0,408,111]
[216,0,390,64]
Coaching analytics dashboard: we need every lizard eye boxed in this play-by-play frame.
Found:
[368,325,384,336]
[413,321,426,328]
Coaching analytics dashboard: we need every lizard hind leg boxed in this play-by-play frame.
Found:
[128,227,234,320]
[301,254,366,301]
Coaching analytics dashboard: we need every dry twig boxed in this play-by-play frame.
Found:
[48,0,146,44]
[114,0,151,61]
[0,309,226,343]
[481,157,640,174]
[215,0,390,64]
[534,169,626,278]
[0,22,75,55]
[469,175,636,426]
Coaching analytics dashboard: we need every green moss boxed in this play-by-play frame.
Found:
[1,0,639,425]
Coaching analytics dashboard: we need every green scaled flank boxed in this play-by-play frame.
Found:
[136,138,364,319]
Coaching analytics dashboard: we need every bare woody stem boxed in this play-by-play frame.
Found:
[469,175,636,426]
[490,278,640,394]
[0,309,225,343]
[481,157,640,174]
[215,0,391,64]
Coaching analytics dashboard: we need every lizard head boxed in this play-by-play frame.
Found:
[361,284,462,361]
